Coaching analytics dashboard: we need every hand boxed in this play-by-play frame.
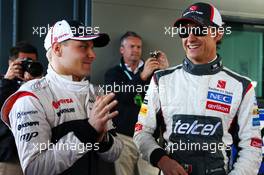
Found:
[89,93,118,140]
[4,60,23,80]
[23,72,41,81]
[140,58,160,81]
[157,156,188,175]
[156,51,169,70]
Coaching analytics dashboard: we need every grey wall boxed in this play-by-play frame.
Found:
[91,0,264,84]
[1,0,264,83]
[0,0,13,75]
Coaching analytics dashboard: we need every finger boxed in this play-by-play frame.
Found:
[148,60,160,64]
[97,93,115,110]
[176,164,188,175]
[145,57,157,64]
[98,100,118,117]
[148,63,160,70]
[157,50,164,55]
[14,64,22,69]
[101,111,119,123]
[146,61,160,68]
[156,51,167,60]
[94,95,104,107]
[11,60,22,66]
[12,66,22,73]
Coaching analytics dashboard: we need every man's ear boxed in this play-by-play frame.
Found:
[215,31,223,43]
[120,46,124,55]
[52,42,62,57]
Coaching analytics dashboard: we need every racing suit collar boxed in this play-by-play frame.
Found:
[46,65,90,93]
[183,55,223,75]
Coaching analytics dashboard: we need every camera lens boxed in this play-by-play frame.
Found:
[26,62,43,77]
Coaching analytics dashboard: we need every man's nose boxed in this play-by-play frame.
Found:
[87,49,96,60]
[187,32,197,41]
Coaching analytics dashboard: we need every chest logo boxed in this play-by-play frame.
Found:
[206,101,230,114]
[207,91,232,104]
[52,98,73,109]
[217,80,226,89]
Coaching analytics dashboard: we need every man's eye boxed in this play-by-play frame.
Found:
[80,45,88,48]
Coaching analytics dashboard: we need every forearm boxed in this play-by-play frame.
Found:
[133,128,165,166]
[98,132,123,162]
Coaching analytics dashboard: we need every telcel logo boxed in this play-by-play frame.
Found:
[207,91,232,104]
[173,120,221,136]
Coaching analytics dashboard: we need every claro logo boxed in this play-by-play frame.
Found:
[172,120,221,136]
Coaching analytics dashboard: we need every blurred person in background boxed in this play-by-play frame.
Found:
[0,41,40,175]
[105,31,169,175]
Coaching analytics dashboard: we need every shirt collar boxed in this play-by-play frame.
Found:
[125,60,144,74]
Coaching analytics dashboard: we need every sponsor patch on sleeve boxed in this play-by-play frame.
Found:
[260,112,264,121]
[252,117,260,127]
[252,108,259,115]
[250,138,262,148]
[135,123,143,132]
[139,104,148,117]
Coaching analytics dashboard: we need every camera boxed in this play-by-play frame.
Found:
[20,58,44,77]
[149,50,161,59]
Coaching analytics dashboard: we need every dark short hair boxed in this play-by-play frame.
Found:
[9,41,38,60]
[120,31,142,46]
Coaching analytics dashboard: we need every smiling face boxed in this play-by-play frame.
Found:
[52,40,96,81]
[181,23,223,64]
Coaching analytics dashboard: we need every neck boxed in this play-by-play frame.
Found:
[123,59,140,72]
[72,76,83,81]
[50,63,84,82]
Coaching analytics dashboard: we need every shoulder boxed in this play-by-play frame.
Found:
[222,67,251,87]
[105,65,122,74]
[19,77,49,93]
[222,67,251,83]
[222,67,252,96]
[104,65,123,79]
[154,64,183,83]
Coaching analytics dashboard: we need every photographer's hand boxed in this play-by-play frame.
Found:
[156,51,169,70]
[140,58,160,81]
[24,72,36,81]
[4,60,23,80]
